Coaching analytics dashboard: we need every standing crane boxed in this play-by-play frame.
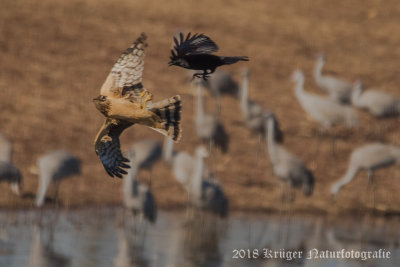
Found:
[293,70,359,153]
[123,149,157,225]
[265,113,314,202]
[195,81,229,154]
[128,139,162,185]
[163,137,228,218]
[314,54,353,104]
[200,69,240,114]
[34,150,81,207]
[239,68,267,134]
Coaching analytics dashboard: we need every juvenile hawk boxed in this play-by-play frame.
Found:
[93,33,182,178]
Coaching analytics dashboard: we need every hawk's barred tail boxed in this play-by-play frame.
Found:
[221,56,249,65]
[150,95,182,142]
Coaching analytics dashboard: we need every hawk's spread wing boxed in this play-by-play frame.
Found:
[170,33,219,59]
[100,33,148,102]
[94,118,134,178]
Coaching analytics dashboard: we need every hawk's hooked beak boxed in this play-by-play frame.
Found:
[93,95,106,102]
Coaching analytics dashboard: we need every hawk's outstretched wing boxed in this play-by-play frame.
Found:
[94,118,134,178]
[100,33,148,102]
[170,32,219,60]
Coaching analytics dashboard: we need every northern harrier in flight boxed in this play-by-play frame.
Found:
[93,33,182,178]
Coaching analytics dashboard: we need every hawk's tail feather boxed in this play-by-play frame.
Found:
[150,95,182,142]
[221,56,249,65]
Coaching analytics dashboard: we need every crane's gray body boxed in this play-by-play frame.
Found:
[293,70,359,128]
[195,82,229,153]
[266,113,314,196]
[314,55,352,104]
[352,81,400,117]
[35,150,81,207]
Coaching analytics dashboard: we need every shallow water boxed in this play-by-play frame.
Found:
[0,208,399,267]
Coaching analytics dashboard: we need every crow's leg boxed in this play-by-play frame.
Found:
[202,69,215,81]
[191,72,203,81]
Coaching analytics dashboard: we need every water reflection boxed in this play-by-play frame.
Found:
[0,208,399,267]
[29,224,70,267]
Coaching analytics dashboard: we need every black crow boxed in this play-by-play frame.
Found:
[168,33,249,80]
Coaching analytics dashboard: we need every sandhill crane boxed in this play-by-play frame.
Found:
[188,146,228,218]
[123,150,157,225]
[331,143,400,204]
[0,133,13,163]
[128,139,162,185]
[294,70,359,129]
[265,113,314,201]
[314,54,353,104]
[195,81,229,153]
[34,150,81,207]
[163,138,228,218]
[351,80,400,117]
[239,68,283,170]
[0,161,22,195]
[239,68,267,134]
[200,69,240,113]
[293,70,358,154]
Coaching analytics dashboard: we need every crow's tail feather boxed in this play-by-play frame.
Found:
[149,95,182,142]
[221,56,249,65]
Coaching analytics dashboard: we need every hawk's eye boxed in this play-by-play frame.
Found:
[101,96,107,101]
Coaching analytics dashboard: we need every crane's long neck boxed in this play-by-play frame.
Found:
[295,74,305,99]
[124,163,138,197]
[35,171,52,207]
[265,117,277,163]
[314,58,324,83]
[331,165,359,196]
[351,82,363,106]
[163,136,174,165]
[240,72,249,118]
[191,152,204,197]
[196,83,205,122]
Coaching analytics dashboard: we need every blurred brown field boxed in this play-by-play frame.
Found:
[0,0,399,214]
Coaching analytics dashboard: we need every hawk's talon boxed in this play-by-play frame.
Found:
[142,93,152,109]
[139,89,152,109]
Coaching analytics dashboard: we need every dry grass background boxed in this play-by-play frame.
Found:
[1,0,400,214]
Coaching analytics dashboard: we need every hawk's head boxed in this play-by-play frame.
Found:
[93,95,111,116]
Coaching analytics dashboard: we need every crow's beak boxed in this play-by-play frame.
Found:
[168,61,173,66]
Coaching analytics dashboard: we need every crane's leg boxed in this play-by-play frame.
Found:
[215,90,222,117]
[330,131,337,157]
[53,181,60,208]
[149,169,153,189]
[313,128,324,160]
[367,170,376,209]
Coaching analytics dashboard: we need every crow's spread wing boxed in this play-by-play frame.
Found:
[94,118,134,178]
[100,33,148,101]
[170,32,219,59]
